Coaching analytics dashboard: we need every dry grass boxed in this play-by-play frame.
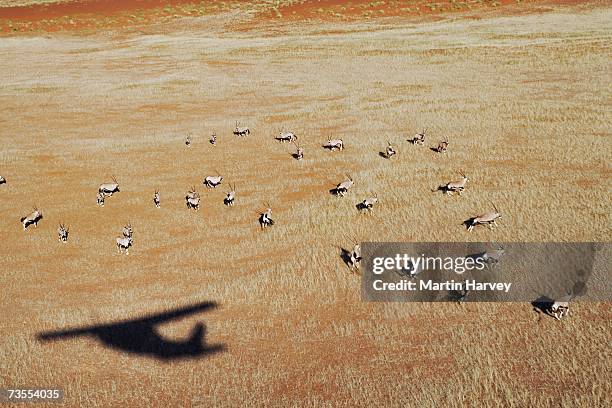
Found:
[0,2,611,407]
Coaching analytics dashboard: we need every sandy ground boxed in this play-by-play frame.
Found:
[0,1,611,406]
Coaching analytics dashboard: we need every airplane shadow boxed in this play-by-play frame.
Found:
[37,301,225,361]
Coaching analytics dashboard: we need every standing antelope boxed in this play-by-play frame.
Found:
[408,129,426,145]
[323,139,344,151]
[349,239,361,270]
[153,190,160,208]
[21,207,43,230]
[57,223,69,243]
[466,203,502,232]
[442,171,469,196]
[293,141,304,161]
[383,141,396,158]
[97,191,105,207]
[275,129,297,142]
[259,205,274,229]
[333,174,354,197]
[224,183,236,206]
[0,175,6,185]
[434,138,449,153]
[233,121,250,137]
[204,172,223,188]
[116,236,133,255]
[210,132,217,146]
[185,133,192,147]
[358,194,378,212]
[186,187,200,210]
[122,222,133,238]
[99,176,119,196]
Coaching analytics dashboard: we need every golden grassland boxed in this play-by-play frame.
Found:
[0,3,611,406]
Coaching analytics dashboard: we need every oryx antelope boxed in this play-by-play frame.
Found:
[224,183,236,206]
[21,207,43,230]
[358,194,378,212]
[233,121,250,137]
[204,172,223,188]
[323,139,344,151]
[383,141,396,159]
[439,171,469,196]
[97,191,105,207]
[275,130,297,143]
[466,203,502,232]
[122,222,133,238]
[333,174,354,197]
[185,133,192,147]
[259,205,274,229]
[0,175,5,185]
[186,187,200,210]
[116,236,133,255]
[408,129,426,145]
[154,190,160,208]
[434,138,449,153]
[210,132,217,146]
[349,239,361,270]
[57,223,69,243]
[550,297,571,320]
[99,176,119,196]
[293,141,304,160]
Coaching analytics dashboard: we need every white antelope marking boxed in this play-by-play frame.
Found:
[444,171,469,196]
[408,129,426,145]
[210,132,217,146]
[275,130,297,142]
[204,172,223,188]
[434,138,449,153]
[293,141,304,161]
[97,192,105,207]
[384,141,396,158]
[0,175,6,185]
[358,194,378,212]
[21,207,43,230]
[122,222,133,238]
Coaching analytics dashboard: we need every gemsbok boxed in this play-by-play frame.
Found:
[204,172,223,188]
[0,175,6,185]
[358,194,378,212]
[434,138,449,153]
[441,171,469,196]
[97,192,105,207]
[408,129,426,145]
[21,207,43,230]
[185,133,192,147]
[186,187,200,211]
[293,141,304,161]
[154,190,160,208]
[383,141,396,159]
[122,222,133,238]
[99,176,120,196]
[550,297,571,320]
[210,132,217,146]
[466,203,502,232]
[233,121,250,137]
[333,174,354,197]
[224,183,236,206]
[57,223,69,243]
[259,205,274,229]
[275,130,297,143]
[350,240,361,270]
[323,139,344,151]
[116,236,133,255]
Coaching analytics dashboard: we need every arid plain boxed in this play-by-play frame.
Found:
[1,1,611,406]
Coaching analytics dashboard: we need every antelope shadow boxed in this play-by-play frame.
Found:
[338,246,353,268]
[37,301,225,361]
[291,152,301,160]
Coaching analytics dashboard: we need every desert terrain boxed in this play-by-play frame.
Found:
[0,0,610,406]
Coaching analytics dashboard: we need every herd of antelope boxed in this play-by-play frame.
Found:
[2,123,570,321]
